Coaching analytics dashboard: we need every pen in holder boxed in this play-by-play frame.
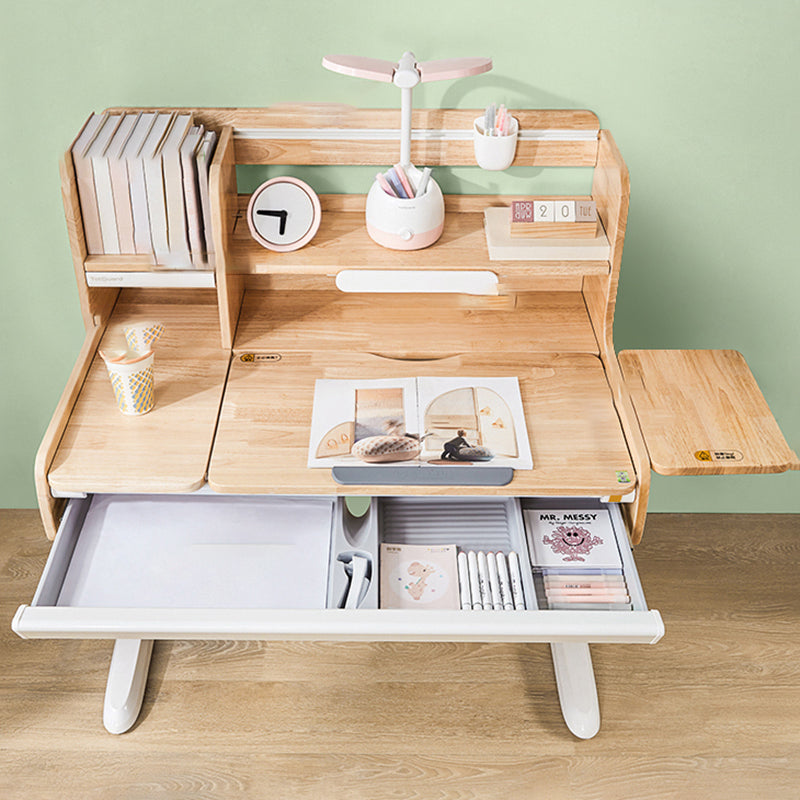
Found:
[474,115,519,171]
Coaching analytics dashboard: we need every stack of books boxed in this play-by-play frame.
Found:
[524,507,632,610]
[71,111,218,269]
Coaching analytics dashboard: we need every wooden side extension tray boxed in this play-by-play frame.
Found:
[619,349,798,476]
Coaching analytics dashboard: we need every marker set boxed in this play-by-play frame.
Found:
[482,103,513,136]
[457,550,527,611]
[539,570,631,610]
[374,163,432,199]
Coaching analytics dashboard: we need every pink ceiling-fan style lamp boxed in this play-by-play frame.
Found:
[322,51,492,250]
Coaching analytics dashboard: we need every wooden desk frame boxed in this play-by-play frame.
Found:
[22,105,797,738]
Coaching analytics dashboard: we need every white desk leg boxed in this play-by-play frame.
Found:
[103,639,154,734]
[550,642,600,739]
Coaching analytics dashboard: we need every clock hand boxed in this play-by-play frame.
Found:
[256,209,288,236]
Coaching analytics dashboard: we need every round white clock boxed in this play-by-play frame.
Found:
[246,177,322,252]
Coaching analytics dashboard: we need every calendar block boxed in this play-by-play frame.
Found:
[510,200,535,223]
[555,200,576,222]
[508,197,599,238]
[575,200,597,222]
[533,200,555,222]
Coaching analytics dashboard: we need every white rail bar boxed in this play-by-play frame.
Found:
[234,128,599,142]
[14,606,664,644]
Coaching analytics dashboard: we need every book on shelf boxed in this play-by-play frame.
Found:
[161,113,194,268]
[106,112,140,254]
[71,112,109,255]
[142,112,176,266]
[196,130,218,267]
[87,113,124,255]
[180,125,206,269]
[124,112,158,256]
[308,376,532,470]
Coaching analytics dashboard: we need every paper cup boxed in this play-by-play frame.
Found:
[473,116,519,170]
[124,321,165,354]
[101,351,155,415]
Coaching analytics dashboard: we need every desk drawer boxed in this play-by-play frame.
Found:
[14,495,663,645]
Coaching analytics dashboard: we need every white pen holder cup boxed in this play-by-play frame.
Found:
[473,115,519,171]
[365,165,445,251]
[101,351,156,416]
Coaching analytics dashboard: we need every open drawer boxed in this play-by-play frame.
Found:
[13,493,662,738]
[14,493,662,644]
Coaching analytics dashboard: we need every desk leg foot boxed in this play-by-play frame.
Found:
[550,642,600,739]
[103,639,154,735]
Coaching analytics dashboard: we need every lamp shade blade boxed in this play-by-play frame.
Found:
[322,55,396,83]
[417,57,492,83]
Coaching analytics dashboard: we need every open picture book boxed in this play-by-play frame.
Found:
[307,376,532,470]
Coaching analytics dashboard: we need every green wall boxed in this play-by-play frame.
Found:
[1,0,797,511]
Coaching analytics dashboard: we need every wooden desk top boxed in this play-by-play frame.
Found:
[46,290,634,500]
[48,294,230,495]
[208,350,636,497]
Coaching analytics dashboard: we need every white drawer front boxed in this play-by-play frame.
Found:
[13,606,663,643]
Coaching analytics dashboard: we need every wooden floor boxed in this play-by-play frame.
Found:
[1,509,798,799]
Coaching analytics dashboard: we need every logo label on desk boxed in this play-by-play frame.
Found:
[694,449,743,463]
[239,353,282,364]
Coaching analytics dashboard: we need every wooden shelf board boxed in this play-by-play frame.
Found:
[83,256,215,288]
[47,295,230,495]
[233,289,599,358]
[227,195,610,277]
[619,349,799,475]
[84,255,156,272]
[107,106,601,133]
[208,351,635,497]
[106,107,601,167]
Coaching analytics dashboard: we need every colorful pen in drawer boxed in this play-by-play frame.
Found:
[546,592,631,603]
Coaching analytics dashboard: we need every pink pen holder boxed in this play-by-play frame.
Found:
[365,165,444,250]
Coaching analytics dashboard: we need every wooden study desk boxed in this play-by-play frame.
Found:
[14,106,797,739]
